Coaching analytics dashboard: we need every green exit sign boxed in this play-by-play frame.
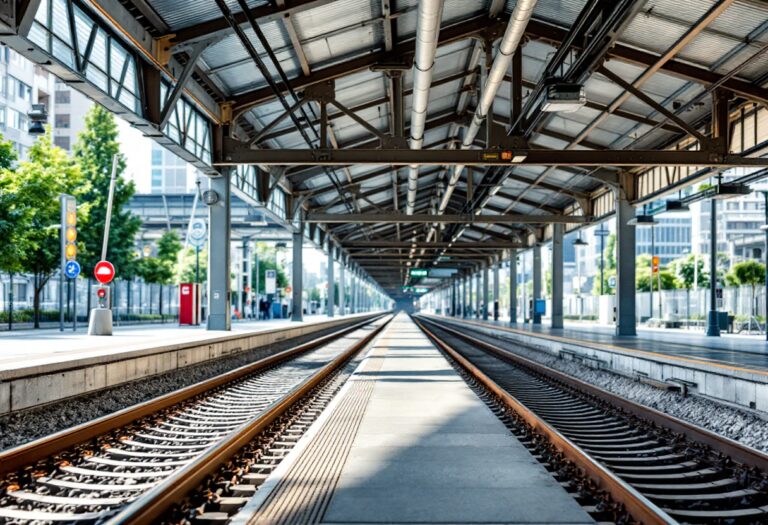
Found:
[410,269,428,278]
[414,287,429,294]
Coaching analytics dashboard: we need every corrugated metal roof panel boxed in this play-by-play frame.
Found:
[291,0,378,40]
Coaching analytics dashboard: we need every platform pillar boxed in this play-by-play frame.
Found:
[339,259,346,316]
[482,263,489,320]
[291,230,303,322]
[615,195,637,336]
[532,245,542,325]
[509,249,517,323]
[464,272,469,318]
[551,224,564,329]
[350,268,357,314]
[327,244,334,317]
[207,171,231,331]
[706,198,721,337]
[493,256,500,321]
[474,270,480,318]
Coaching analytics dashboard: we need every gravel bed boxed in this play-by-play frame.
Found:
[491,334,768,453]
[0,319,367,451]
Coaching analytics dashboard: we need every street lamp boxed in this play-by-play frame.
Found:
[630,208,657,322]
[594,226,610,296]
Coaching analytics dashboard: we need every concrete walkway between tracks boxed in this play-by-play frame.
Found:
[235,312,594,524]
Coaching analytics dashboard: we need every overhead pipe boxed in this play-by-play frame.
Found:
[406,0,444,215]
[436,0,539,218]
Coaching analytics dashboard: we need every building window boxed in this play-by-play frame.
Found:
[55,90,70,104]
[7,108,27,131]
[55,113,70,128]
[151,146,163,165]
[54,136,70,150]
[8,76,31,103]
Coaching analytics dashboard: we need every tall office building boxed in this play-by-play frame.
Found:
[52,79,92,151]
[635,216,693,266]
[691,172,768,264]
[0,45,56,159]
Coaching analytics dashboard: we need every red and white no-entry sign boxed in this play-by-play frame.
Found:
[94,260,116,284]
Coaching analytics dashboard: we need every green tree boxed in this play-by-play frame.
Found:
[669,254,709,289]
[137,231,182,317]
[0,142,23,276]
[178,246,208,283]
[726,260,766,321]
[13,132,83,327]
[251,243,289,294]
[635,254,677,292]
[74,105,141,280]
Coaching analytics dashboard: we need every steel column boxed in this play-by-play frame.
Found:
[493,256,500,320]
[327,245,334,317]
[291,230,303,322]
[706,198,721,336]
[482,263,489,320]
[532,245,542,324]
[509,249,517,323]
[615,196,637,336]
[339,260,346,316]
[207,171,231,331]
[551,224,564,329]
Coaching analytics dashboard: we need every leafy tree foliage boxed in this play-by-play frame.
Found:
[669,254,709,289]
[0,140,23,276]
[178,246,208,283]
[136,231,182,316]
[12,132,83,326]
[635,254,676,292]
[726,260,766,318]
[74,105,141,278]
[251,243,288,294]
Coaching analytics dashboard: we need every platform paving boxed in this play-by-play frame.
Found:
[0,313,373,375]
[242,313,594,524]
[459,316,768,371]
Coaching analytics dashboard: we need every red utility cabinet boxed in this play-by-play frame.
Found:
[179,283,201,325]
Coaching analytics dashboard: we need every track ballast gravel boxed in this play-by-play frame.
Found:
[0,320,364,451]
[456,324,768,453]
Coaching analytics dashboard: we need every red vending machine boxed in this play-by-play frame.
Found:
[179,283,201,325]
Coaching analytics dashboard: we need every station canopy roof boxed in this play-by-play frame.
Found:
[73,1,768,295]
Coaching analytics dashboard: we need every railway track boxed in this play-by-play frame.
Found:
[0,315,390,524]
[415,316,768,525]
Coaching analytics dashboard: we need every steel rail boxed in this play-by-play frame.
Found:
[0,313,387,476]
[105,314,392,525]
[413,316,676,525]
[419,315,768,472]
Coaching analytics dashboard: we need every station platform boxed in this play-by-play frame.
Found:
[422,314,768,412]
[234,313,594,525]
[460,317,768,371]
[0,313,375,376]
[0,312,382,415]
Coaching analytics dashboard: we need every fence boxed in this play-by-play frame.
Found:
[0,275,180,328]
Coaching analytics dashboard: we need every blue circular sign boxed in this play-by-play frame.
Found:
[65,260,81,279]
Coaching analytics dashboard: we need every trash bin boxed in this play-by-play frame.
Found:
[726,314,735,334]
[717,311,729,332]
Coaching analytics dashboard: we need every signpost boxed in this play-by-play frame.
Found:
[409,268,428,278]
[265,269,277,294]
[88,154,119,336]
[59,194,77,331]
[188,218,206,284]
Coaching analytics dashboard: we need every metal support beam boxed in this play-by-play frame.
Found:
[509,249,517,323]
[292,229,303,321]
[532,245,541,325]
[327,245,334,317]
[339,259,346,315]
[207,171,231,331]
[217,141,768,167]
[706,198,721,337]
[615,193,636,336]
[159,41,209,129]
[307,213,589,224]
[493,255,500,321]
[482,263,489,321]
[551,223,564,329]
